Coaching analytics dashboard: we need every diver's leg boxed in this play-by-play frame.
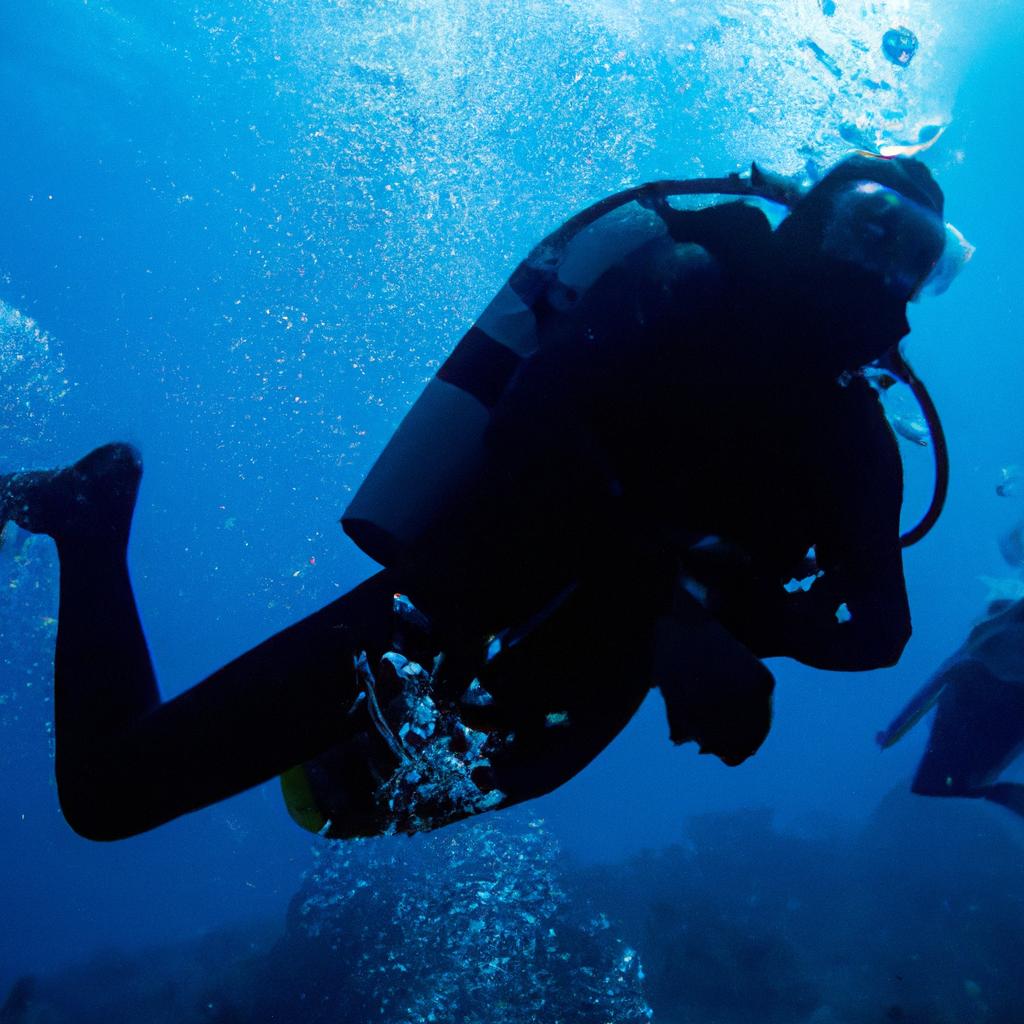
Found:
[911,663,1024,803]
[475,575,654,807]
[2,443,160,736]
[56,569,397,839]
[3,444,396,840]
[55,559,397,841]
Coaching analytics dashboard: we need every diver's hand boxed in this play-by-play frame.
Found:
[654,608,775,767]
[663,676,774,766]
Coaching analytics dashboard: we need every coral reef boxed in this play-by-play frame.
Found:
[274,815,651,1023]
[6,793,1023,1024]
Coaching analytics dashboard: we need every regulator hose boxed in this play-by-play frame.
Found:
[528,167,800,261]
[889,350,950,548]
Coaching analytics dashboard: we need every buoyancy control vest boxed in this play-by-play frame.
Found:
[341,169,948,569]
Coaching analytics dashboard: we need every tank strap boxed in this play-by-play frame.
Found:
[643,196,776,275]
[437,326,522,409]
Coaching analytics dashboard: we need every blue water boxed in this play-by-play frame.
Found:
[1,1,1023,1018]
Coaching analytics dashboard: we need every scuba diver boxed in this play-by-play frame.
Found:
[1,153,963,842]
[878,603,1024,821]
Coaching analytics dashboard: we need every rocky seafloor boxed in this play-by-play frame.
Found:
[4,788,1023,1024]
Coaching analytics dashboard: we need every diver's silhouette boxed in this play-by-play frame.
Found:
[1,154,961,840]
[879,596,1024,820]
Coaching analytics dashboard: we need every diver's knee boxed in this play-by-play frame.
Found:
[59,802,127,843]
[57,773,132,842]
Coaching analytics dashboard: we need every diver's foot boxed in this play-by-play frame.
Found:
[0,443,142,548]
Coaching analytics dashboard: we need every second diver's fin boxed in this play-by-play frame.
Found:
[876,663,961,749]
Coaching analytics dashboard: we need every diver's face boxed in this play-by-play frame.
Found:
[820,181,947,301]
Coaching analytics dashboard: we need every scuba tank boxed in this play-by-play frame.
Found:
[342,165,948,567]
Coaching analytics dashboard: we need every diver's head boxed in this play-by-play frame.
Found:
[778,154,949,303]
[821,179,947,300]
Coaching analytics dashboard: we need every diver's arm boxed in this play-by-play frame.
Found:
[774,534,910,671]
[708,394,910,672]
[770,402,910,671]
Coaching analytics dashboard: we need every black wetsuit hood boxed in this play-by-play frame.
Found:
[767,153,942,374]
[667,199,912,380]
[767,245,912,378]
[777,153,945,245]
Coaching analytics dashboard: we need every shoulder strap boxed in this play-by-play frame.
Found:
[645,197,776,277]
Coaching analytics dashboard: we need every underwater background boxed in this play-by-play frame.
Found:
[1,1,1023,1021]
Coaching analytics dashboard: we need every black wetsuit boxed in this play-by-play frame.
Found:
[403,202,910,661]
[16,197,914,841]
[296,200,914,835]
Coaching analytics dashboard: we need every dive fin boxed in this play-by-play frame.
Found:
[876,670,953,749]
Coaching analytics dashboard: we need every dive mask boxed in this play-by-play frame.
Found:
[821,180,965,300]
